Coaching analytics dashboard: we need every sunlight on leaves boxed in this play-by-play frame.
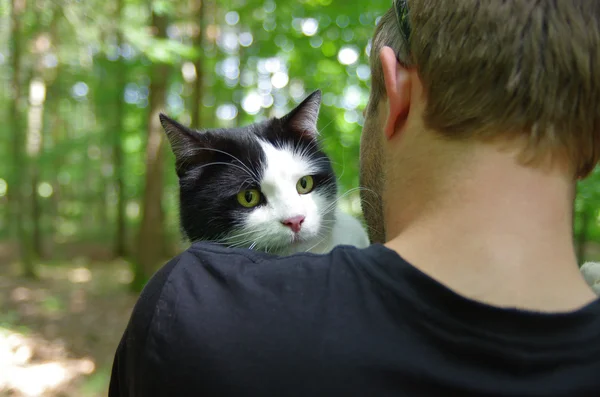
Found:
[0,327,96,396]
[42,296,65,314]
[37,182,53,198]
[0,178,7,197]
[68,267,92,284]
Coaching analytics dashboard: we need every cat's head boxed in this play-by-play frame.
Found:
[160,90,337,254]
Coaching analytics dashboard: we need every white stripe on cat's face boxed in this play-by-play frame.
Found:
[242,140,330,250]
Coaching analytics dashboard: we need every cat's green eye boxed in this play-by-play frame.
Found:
[237,189,261,208]
[296,175,314,195]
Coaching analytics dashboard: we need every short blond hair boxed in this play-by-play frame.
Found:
[368,1,600,178]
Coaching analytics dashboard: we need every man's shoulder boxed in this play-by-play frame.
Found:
[181,240,367,270]
[141,242,373,312]
[176,241,367,286]
[132,242,378,364]
[128,242,386,346]
[113,244,373,396]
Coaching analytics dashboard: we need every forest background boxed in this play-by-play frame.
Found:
[1,0,600,395]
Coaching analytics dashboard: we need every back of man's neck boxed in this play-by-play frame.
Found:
[384,168,597,313]
[387,229,597,312]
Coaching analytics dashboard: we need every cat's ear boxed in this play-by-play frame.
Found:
[159,113,210,177]
[281,90,321,139]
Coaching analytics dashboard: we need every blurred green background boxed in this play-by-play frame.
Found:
[1,0,600,395]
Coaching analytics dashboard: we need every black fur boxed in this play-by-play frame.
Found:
[160,90,337,244]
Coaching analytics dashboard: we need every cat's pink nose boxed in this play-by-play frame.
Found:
[281,215,305,233]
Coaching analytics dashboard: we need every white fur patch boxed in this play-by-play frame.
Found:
[242,141,326,250]
[236,140,370,255]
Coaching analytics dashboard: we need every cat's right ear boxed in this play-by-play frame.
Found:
[281,90,322,139]
[159,113,208,177]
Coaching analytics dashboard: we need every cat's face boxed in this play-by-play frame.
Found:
[161,90,337,254]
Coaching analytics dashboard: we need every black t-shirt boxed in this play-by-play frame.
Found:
[108,242,600,397]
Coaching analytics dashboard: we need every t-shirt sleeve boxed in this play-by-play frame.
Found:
[108,254,182,397]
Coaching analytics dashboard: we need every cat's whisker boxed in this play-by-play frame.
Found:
[354,199,378,216]
[305,157,333,168]
[361,222,381,235]
[304,226,335,252]
[222,229,268,242]
[333,147,347,181]
[320,187,377,215]
[225,227,288,252]
[350,186,379,196]
[221,235,256,244]
[227,236,264,249]
[194,147,260,182]
[296,138,321,160]
[343,189,380,216]
[220,239,256,248]
[237,178,257,192]
[317,118,336,135]
[318,220,337,227]
[192,161,257,181]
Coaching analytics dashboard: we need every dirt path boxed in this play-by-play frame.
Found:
[0,259,138,396]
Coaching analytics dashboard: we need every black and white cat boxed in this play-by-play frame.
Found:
[160,90,370,256]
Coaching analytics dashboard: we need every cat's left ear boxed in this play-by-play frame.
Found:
[281,89,321,139]
[159,113,209,177]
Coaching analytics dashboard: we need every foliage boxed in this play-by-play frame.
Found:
[0,0,599,265]
[0,0,391,259]
[576,168,600,242]
[1,1,600,395]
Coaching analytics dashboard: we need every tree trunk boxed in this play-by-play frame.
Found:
[45,10,63,255]
[190,0,205,128]
[30,166,42,255]
[132,8,170,290]
[113,0,127,258]
[27,75,47,259]
[9,0,35,277]
[234,46,245,127]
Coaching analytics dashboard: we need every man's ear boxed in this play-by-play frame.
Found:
[380,46,411,140]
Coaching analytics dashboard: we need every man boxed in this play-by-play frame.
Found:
[109,1,600,396]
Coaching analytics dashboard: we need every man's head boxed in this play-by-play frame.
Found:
[360,0,600,243]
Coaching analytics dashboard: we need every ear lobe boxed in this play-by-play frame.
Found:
[159,113,208,177]
[379,47,411,140]
[281,90,321,139]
